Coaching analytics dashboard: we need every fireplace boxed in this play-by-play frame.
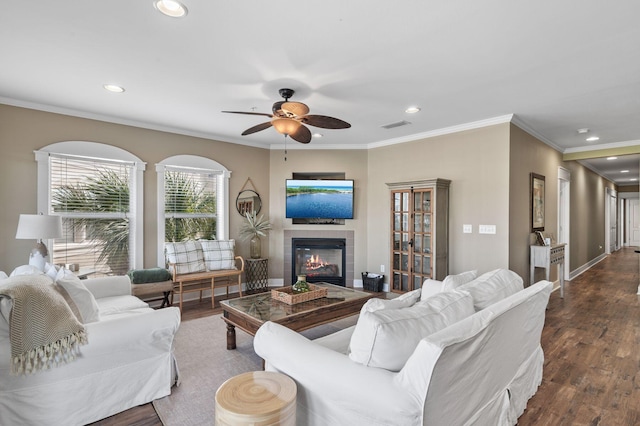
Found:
[292,238,346,287]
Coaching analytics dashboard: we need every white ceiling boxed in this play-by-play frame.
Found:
[1,1,640,184]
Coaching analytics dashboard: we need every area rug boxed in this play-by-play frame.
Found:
[152,314,358,426]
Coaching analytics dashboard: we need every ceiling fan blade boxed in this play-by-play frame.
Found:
[281,101,310,117]
[289,124,312,144]
[241,122,273,136]
[222,110,273,118]
[301,115,351,129]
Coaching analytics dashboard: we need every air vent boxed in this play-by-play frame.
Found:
[381,120,411,129]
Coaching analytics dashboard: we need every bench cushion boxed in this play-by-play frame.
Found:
[127,268,172,284]
[200,240,237,270]
[165,241,206,274]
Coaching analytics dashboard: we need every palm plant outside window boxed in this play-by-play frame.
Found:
[50,155,133,276]
[164,168,218,242]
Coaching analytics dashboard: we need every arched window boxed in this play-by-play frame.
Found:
[156,155,231,266]
[35,141,145,275]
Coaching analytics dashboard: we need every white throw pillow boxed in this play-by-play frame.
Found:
[0,271,7,280]
[348,290,475,371]
[55,269,100,324]
[200,239,237,270]
[44,262,61,280]
[441,270,478,291]
[420,278,443,300]
[10,264,47,277]
[361,288,422,313]
[456,269,523,311]
[165,240,206,275]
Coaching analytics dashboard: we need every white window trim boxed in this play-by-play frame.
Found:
[156,155,231,267]
[35,141,146,269]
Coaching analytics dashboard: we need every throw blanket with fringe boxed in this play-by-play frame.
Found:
[0,274,88,375]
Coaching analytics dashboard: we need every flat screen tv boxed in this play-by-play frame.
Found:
[286,179,354,219]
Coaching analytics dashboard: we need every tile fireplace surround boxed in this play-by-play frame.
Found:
[283,230,354,286]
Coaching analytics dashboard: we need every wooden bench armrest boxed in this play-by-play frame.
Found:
[235,255,245,272]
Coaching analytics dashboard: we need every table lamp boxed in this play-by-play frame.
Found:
[15,213,63,270]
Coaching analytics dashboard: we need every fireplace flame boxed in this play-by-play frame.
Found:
[306,254,329,270]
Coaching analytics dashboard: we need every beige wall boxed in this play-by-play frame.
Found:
[508,124,563,284]
[509,124,616,284]
[367,124,512,283]
[1,103,618,287]
[563,160,615,269]
[267,148,368,283]
[0,104,270,273]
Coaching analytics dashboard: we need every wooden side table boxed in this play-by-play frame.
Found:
[530,243,566,298]
[245,258,269,293]
[215,371,296,426]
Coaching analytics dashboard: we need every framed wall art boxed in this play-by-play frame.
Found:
[530,173,545,232]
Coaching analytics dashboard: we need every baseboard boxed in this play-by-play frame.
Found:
[568,253,607,281]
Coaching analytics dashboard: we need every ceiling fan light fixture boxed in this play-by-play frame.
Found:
[272,118,301,136]
[154,0,188,17]
[281,101,310,117]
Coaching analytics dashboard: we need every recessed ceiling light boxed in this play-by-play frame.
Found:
[405,106,421,114]
[577,128,589,134]
[103,84,125,93]
[154,0,188,17]
[312,133,323,138]
[607,156,618,160]
[586,136,600,142]
[621,170,629,173]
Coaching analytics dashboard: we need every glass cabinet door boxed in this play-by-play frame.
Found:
[390,188,433,293]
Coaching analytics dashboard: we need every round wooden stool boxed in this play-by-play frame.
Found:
[215,371,297,426]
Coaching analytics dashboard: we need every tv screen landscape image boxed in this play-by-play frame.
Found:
[286,179,354,219]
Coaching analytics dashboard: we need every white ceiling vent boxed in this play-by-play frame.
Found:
[381,120,411,129]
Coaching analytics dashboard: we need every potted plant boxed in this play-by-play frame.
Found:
[239,211,272,259]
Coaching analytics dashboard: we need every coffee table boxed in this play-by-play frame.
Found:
[221,282,375,350]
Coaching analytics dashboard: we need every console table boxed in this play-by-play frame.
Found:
[530,243,566,298]
[245,258,269,293]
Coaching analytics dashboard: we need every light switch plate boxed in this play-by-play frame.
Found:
[479,224,497,234]
[463,224,472,233]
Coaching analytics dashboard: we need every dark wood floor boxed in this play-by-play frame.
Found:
[93,249,640,425]
[518,247,640,425]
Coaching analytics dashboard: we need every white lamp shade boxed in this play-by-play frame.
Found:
[15,214,63,240]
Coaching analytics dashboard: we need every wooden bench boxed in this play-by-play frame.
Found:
[170,256,245,313]
[131,280,174,308]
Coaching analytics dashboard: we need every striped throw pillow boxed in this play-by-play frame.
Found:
[200,240,236,271]
[165,241,206,275]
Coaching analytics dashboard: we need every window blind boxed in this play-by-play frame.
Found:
[49,154,134,276]
[164,167,219,242]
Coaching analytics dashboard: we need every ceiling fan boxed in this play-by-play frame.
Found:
[222,88,351,144]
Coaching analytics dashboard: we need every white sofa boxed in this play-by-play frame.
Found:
[0,273,181,426]
[254,269,553,426]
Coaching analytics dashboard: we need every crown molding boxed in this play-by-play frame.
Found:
[365,114,515,149]
[0,97,267,150]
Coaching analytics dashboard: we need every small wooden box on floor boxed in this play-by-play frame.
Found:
[215,371,296,426]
